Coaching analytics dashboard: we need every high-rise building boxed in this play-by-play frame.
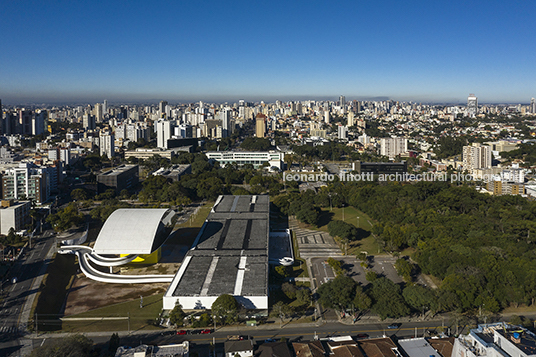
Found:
[94,103,103,122]
[156,120,174,148]
[18,109,32,135]
[347,111,355,127]
[339,95,346,107]
[220,108,232,138]
[32,111,46,135]
[83,114,96,130]
[467,94,478,117]
[99,131,115,158]
[531,98,535,114]
[1,163,49,204]
[463,143,492,171]
[103,99,107,115]
[380,137,408,159]
[159,101,168,118]
[255,113,266,138]
[337,125,347,140]
[324,111,330,124]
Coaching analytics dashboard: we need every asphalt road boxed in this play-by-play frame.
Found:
[29,319,453,354]
[0,230,56,357]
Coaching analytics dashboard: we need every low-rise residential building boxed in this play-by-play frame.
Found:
[0,200,30,235]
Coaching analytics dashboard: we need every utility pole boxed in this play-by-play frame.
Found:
[35,313,38,336]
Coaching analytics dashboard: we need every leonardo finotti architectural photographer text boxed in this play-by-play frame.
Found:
[283,172,487,183]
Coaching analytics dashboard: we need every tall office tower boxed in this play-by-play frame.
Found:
[32,111,46,135]
[347,111,355,127]
[94,103,103,122]
[18,110,32,135]
[156,120,173,148]
[380,137,408,159]
[339,95,346,107]
[338,125,347,140]
[103,99,107,115]
[531,98,536,114]
[463,143,492,171]
[467,94,478,117]
[82,114,96,130]
[255,113,266,138]
[324,111,330,124]
[159,101,168,118]
[99,131,115,158]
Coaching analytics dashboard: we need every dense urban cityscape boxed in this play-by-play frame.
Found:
[0,93,536,357]
[2,0,536,355]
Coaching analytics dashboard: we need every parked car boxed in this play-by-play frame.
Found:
[177,330,188,335]
[160,330,175,336]
[201,329,213,334]
[190,329,202,334]
[387,323,401,329]
[356,333,369,339]
[264,338,276,343]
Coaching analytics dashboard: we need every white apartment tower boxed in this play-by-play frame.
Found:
[338,125,347,140]
[324,111,330,124]
[99,131,115,158]
[380,137,408,159]
[463,143,492,171]
[467,94,478,117]
[156,120,173,149]
[94,103,103,122]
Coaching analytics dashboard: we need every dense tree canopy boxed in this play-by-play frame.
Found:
[211,294,239,324]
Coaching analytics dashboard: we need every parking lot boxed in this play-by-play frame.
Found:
[312,255,403,288]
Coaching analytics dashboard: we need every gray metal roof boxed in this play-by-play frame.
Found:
[93,209,174,255]
[170,195,269,298]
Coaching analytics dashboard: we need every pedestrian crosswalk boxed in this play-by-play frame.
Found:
[0,325,20,334]
[290,219,343,258]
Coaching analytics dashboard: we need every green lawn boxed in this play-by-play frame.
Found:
[315,206,383,256]
[317,206,374,232]
[60,293,164,333]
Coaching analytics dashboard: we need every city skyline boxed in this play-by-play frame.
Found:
[1,0,535,104]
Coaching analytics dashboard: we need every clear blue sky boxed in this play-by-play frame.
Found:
[1,0,535,104]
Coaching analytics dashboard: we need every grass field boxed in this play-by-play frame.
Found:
[317,206,374,232]
[307,206,384,256]
[60,293,164,333]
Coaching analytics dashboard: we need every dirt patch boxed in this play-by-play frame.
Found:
[64,275,169,316]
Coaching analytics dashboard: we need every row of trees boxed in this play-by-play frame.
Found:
[169,294,241,327]
[318,275,439,320]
